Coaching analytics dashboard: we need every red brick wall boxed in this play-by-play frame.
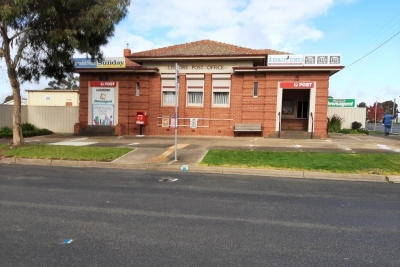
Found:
[78,71,331,138]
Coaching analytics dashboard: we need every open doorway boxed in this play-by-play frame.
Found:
[281,89,310,131]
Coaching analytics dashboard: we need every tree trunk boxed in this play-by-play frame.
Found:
[12,81,24,146]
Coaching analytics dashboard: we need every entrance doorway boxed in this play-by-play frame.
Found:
[280,89,310,131]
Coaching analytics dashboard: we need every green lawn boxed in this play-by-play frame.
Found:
[200,150,400,175]
[1,144,133,161]
[1,144,399,175]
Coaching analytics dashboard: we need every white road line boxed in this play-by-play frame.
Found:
[68,138,88,142]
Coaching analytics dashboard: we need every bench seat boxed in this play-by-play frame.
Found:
[234,123,262,136]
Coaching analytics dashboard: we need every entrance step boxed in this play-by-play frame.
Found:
[269,131,321,139]
[77,125,117,136]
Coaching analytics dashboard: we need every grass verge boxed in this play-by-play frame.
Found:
[200,150,400,175]
[1,144,133,162]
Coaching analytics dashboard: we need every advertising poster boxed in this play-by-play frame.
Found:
[92,105,114,126]
[91,85,116,125]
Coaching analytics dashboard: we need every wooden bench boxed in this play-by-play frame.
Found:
[234,123,262,136]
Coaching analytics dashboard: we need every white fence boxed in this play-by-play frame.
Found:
[327,107,367,129]
[0,105,78,133]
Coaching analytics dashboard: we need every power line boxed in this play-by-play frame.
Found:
[345,29,400,69]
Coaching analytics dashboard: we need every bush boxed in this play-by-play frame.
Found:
[328,114,344,132]
[0,126,13,138]
[338,129,350,134]
[22,123,37,131]
[0,124,53,138]
[357,128,369,135]
[351,121,362,130]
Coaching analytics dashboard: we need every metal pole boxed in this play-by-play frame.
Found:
[391,98,396,133]
[374,100,377,131]
[174,63,179,161]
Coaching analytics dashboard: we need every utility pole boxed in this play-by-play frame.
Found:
[174,63,179,161]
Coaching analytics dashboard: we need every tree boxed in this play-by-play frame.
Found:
[47,73,79,90]
[0,0,130,145]
[366,102,384,122]
[3,94,13,103]
[381,100,398,116]
[357,102,366,107]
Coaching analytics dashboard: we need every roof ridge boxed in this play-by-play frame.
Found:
[128,39,288,58]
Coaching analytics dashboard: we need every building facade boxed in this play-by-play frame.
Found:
[75,40,343,138]
[26,90,79,106]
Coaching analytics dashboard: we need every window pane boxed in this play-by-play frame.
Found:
[297,101,303,118]
[214,92,229,104]
[163,91,175,105]
[303,101,309,118]
[188,92,203,104]
[253,82,258,97]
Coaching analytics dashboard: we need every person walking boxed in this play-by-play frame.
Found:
[382,112,394,136]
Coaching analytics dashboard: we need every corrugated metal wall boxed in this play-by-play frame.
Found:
[0,105,78,133]
[327,107,367,129]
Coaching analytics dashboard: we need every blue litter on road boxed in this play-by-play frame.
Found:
[63,239,73,244]
[181,165,188,171]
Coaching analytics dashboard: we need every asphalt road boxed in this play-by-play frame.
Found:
[1,165,399,267]
[365,122,400,134]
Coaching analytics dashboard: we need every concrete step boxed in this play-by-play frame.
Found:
[269,131,321,139]
[78,125,117,136]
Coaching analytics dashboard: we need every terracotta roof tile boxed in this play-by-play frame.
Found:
[128,39,288,58]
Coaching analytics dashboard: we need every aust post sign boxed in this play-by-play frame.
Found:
[328,99,355,107]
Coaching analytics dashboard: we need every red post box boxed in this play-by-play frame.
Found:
[136,111,148,125]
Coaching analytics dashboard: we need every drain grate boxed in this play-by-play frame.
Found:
[159,178,178,182]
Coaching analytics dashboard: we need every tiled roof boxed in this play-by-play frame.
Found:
[128,40,289,58]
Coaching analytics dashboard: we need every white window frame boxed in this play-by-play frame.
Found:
[186,74,204,107]
[161,74,176,107]
[212,74,231,108]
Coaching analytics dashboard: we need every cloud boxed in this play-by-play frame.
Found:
[1,0,336,97]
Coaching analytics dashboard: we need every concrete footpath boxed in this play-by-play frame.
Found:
[1,133,400,183]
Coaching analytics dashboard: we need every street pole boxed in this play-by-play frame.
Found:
[174,63,179,161]
[391,97,396,133]
[374,100,377,131]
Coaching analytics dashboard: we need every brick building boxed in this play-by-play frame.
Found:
[74,40,343,138]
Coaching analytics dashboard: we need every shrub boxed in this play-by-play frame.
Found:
[22,123,37,131]
[0,127,13,138]
[0,126,12,135]
[338,129,351,134]
[36,129,54,136]
[351,121,362,130]
[328,114,344,132]
[357,128,369,135]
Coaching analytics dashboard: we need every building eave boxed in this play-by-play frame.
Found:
[74,67,159,73]
[127,55,266,62]
[233,66,344,76]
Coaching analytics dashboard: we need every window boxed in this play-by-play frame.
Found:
[187,74,204,107]
[212,74,231,107]
[136,82,140,96]
[296,101,309,118]
[45,95,51,101]
[253,82,258,97]
[161,74,176,106]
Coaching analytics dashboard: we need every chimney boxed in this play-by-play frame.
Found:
[124,43,131,57]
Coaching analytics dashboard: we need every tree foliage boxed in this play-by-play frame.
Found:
[47,73,79,90]
[0,0,130,145]
[357,102,366,107]
[366,103,384,122]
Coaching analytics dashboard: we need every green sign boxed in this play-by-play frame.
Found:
[328,99,355,107]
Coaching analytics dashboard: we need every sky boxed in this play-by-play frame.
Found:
[1,0,399,107]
